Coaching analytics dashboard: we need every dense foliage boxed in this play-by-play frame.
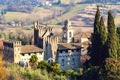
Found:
[107,11,118,59]
[91,6,107,66]
[4,62,67,80]
[116,27,120,60]
[85,0,120,3]
[87,6,120,80]
[0,50,6,80]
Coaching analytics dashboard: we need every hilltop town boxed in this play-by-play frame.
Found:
[0,0,120,80]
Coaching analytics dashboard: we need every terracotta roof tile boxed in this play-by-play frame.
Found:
[21,45,43,54]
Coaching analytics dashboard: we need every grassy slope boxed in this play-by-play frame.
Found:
[4,0,84,22]
[61,0,83,4]
[46,4,88,25]
[4,12,29,22]
[4,7,54,22]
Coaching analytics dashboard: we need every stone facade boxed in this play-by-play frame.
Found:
[3,41,21,63]
[3,20,90,70]
[57,43,81,70]
[3,41,44,66]
[62,19,74,43]
[33,21,58,62]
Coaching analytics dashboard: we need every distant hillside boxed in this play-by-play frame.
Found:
[84,0,120,3]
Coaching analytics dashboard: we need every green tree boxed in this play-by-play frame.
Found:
[91,6,101,66]
[105,58,120,80]
[29,55,38,68]
[82,66,100,80]
[99,16,108,63]
[50,62,61,75]
[116,27,120,60]
[37,60,48,70]
[65,69,78,80]
[107,11,118,59]
[105,11,120,80]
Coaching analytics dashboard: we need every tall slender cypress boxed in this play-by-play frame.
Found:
[116,27,120,60]
[107,11,118,59]
[99,17,107,46]
[94,6,100,34]
[99,16,107,63]
[91,6,101,66]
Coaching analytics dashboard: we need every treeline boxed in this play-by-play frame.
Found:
[84,0,120,3]
[0,0,39,6]
[0,0,39,13]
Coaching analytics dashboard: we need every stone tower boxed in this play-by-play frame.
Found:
[13,41,21,63]
[3,41,21,63]
[62,19,74,43]
[33,21,58,62]
[34,21,39,46]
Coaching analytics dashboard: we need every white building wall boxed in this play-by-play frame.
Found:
[67,30,73,43]
[20,52,44,64]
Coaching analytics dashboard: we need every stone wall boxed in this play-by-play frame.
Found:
[57,49,80,70]
[3,41,22,63]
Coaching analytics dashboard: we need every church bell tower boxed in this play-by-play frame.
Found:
[62,19,74,43]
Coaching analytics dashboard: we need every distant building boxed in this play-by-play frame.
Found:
[40,0,58,6]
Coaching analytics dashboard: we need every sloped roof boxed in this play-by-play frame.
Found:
[58,43,81,50]
[21,45,43,54]
[74,32,91,39]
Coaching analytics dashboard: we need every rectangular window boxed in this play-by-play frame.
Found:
[69,32,72,38]
[72,58,75,65]
[59,50,62,53]
[65,50,68,53]
[76,49,79,52]
[28,53,30,56]
[61,59,64,66]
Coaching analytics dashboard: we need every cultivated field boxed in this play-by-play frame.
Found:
[4,7,55,22]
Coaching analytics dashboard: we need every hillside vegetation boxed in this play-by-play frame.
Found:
[46,4,88,25]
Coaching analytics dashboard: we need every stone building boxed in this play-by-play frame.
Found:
[3,41,44,66]
[57,43,81,70]
[3,20,90,70]
[33,21,58,62]
[32,20,87,70]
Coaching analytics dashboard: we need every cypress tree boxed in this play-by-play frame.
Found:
[91,6,101,66]
[99,17,107,46]
[107,11,118,59]
[99,16,108,65]
[94,6,100,34]
[116,27,120,60]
